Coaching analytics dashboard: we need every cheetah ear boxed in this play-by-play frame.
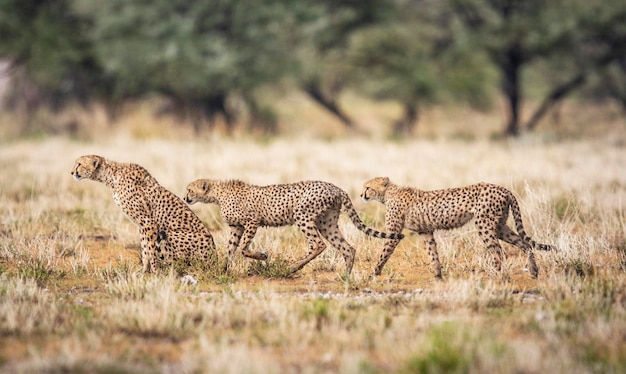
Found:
[381,177,390,187]
[200,180,209,192]
[92,156,101,169]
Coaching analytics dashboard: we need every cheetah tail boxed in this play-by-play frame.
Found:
[341,194,404,240]
[508,192,556,251]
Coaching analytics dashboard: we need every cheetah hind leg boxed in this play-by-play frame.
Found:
[498,224,539,278]
[317,220,356,277]
[288,220,326,275]
[422,233,442,279]
[476,223,505,276]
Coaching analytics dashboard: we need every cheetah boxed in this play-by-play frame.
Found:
[184,179,404,276]
[361,177,555,279]
[71,155,217,273]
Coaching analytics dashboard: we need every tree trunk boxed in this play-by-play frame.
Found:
[392,101,418,136]
[199,93,234,133]
[606,58,626,117]
[245,95,277,134]
[302,82,362,133]
[525,73,587,131]
[501,47,523,137]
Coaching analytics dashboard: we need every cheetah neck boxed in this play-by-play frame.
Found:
[94,160,118,188]
[212,180,245,201]
[383,184,400,203]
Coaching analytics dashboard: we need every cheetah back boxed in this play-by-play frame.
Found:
[408,183,510,233]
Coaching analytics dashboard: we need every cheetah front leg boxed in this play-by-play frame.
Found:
[139,226,159,273]
[373,211,405,276]
[117,198,157,272]
[374,238,401,276]
[224,225,244,272]
[238,223,268,260]
[225,224,268,272]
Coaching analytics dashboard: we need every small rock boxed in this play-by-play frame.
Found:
[181,275,198,286]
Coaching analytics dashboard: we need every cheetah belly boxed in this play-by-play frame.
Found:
[437,212,474,230]
[257,200,295,227]
[260,211,295,227]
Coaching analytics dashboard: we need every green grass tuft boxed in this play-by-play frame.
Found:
[246,254,292,278]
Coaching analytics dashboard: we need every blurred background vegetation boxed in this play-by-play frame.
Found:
[0,0,625,138]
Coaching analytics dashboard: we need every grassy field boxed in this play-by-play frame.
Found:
[1,125,625,372]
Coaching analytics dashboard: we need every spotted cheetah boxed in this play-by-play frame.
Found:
[361,177,555,279]
[184,179,404,275]
[71,155,217,272]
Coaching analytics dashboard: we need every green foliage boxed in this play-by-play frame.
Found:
[99,260,138,283]
[403,321,512,374]
[301,297,331,331]
[0,0,625,134]
[349,2,494,108]
[449,0,626,134]
[581,341,626,374]
[349,25,440,104]
[17,257,65,287]
[551,193,583,222]
[247,254,292,278]
[0,274,72,335]
[76,0,290,94]
[403,322,471,374]
[172,256,234,284]
[563,259,596,278]
[0,0,89,87]
[71,0,311,127]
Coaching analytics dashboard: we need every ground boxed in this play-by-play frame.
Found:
[0,134,625,373]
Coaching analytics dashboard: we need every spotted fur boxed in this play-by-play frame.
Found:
[71,155,217,272]
[361,177,555,279]
[184,179,403,275]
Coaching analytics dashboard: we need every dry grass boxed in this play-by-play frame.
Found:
[1,121,625,372]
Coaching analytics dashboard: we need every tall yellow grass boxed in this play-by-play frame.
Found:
[1,129,625,372]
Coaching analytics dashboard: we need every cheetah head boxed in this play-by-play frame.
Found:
[71,155,104,181]
[361,177,390,203]
[184,179,212,205]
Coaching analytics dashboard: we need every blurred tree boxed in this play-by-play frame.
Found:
[524,0,626,130]
[595,57,626,117]
[450,0,626,136]
[448,0,582,136]
[3,0,623,137]
[0,0,109,126]
[348,1,493,135]
[293,0,394,134]
[73,0,308,132]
